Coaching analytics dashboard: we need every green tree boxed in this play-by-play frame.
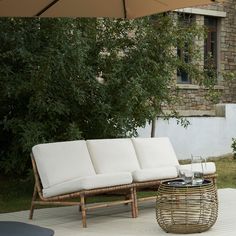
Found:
[0,18,92,174]
[0,15,220,175]
[93,15,208,137]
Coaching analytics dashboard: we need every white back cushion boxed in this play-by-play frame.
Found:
[132,137,179,169]
[87,138,140,174]
[32,140,96,188]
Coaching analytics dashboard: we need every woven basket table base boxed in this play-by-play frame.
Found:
[156,180,218,234]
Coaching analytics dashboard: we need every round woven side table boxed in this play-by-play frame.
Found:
[156,179,218,234]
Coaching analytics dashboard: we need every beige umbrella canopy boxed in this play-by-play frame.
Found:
[0,0,223,19]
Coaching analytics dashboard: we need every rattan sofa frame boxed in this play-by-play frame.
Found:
[29,136,217,227]
[29,154,137,228]
[29,148,217,226]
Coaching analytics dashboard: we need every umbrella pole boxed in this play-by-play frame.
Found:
[122,0,127,19]
[35,0,60,17]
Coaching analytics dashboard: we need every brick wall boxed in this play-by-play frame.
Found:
[220,0,236,103]
[171,0,236,115]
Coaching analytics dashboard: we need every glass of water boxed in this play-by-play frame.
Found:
[178,167,193,185]
[191,155,205,185]
[183,169,193,185]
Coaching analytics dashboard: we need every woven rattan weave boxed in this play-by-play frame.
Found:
[156,179,218,234]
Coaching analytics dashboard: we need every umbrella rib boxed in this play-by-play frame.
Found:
[122,0,127,19]
[35,0,60,17]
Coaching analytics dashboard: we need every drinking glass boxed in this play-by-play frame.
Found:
[178,167,193,185]
[178,167,185,180]
[183,169,193,185]
[191,155,205,185]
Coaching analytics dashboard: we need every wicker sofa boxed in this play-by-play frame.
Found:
[30,137,216,227]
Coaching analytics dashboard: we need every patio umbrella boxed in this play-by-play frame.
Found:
[0,0,224,19]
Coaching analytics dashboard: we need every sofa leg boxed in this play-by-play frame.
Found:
[79,197,86,212]
[29,184,37,220]
[130,187,137,218]
[80,194,87,228]
[133,187,138,217]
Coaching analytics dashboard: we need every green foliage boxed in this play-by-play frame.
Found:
[0,15,221,175]
[232,138,236,159]
[0,18,90,174]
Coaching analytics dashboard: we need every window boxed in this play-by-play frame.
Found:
[177,14,194,84]
[177,44,191,84]
[204,16,218,77]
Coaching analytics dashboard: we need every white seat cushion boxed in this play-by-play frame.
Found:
[178,162,216,175]
[132,137,179,169]
[87,139,140,174]
[43,172,132,198]
[132,167,178,182]
[32,140,96,189]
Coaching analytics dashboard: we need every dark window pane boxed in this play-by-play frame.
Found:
[205,17,217,28]
[204,16,218,71]
[177,13,194,84]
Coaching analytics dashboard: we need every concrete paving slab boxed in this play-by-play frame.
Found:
[0,189,235,236]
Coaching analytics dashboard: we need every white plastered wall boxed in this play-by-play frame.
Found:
[138,104,236,160]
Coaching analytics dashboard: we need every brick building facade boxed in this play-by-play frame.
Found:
[173,0,236,116]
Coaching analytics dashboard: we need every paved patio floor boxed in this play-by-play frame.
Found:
[0,188,235,236]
